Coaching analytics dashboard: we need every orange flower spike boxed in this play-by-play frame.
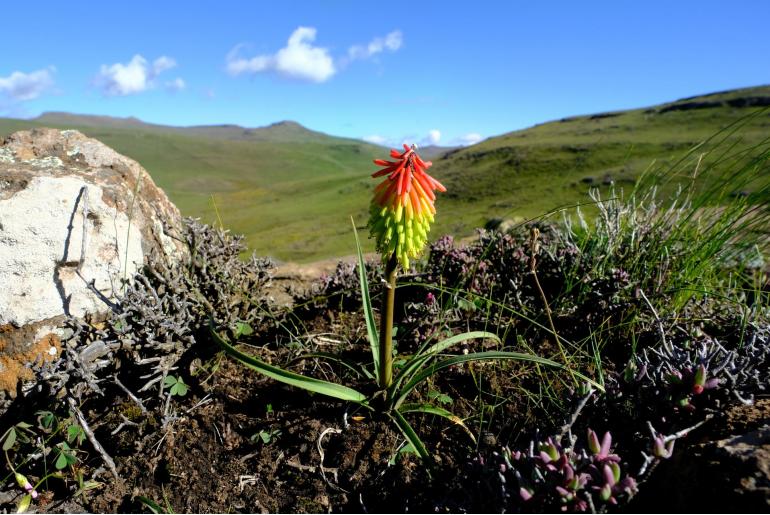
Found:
[368,144,446,269]
[408,187,422,215]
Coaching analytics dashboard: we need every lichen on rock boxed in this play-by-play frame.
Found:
[0,128,189,394]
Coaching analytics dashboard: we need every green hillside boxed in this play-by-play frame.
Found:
[0,116,385,262]
[429,86,770,237]
[1,85,768,262]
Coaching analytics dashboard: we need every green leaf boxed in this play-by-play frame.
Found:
[393,351,602,409]
[290,352,373,380]
[170,381,188,397]
[251,428,281,444]
[137,496,164,514]
[390,331,499,400]
[16,493,31,514]
[388,442,417,466]
[55,443,77,469]
[423,330,500,357]
[162,486,175,515]
[457,298,476,312]
[389,410,432,465]
[55,451,69,470]
[163,376,177,388]
[37,411,55,430]
[67,424,83,444]
[427,390,452,405]
[210,319,368,404]
[3,427,17,451]
[164,375,188,396]
[352,219,381,382]
[473,297,487,310]
[399,402,476,444]
[234,321,254,338]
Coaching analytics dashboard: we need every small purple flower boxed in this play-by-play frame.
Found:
[15,473,38,499]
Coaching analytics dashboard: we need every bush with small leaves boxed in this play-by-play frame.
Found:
[37,218,276,400]
[400,291,448,348]
[292,260,382,315]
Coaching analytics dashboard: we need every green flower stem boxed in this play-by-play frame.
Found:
[378,250,398,390]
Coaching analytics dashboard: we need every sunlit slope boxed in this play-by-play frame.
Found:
[0,117,383,261]
[429,85,770,238]
[2,85,768,262]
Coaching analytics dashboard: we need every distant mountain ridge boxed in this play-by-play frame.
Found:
[35,112,153,129]
[32,112,357,144]
[0,110,387,262]
[1,83,768,262]
[416,145,461,160]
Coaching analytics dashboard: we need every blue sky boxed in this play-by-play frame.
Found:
[1,1,769,146]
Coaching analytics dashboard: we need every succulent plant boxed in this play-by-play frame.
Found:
[472,429,637,512]
[630,322,770,413]
[651,433,676,460]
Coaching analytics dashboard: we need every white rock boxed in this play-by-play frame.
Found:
[0,128,189,388]
[0,175,144,325]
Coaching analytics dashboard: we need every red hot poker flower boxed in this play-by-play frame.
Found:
[368,144,446,268]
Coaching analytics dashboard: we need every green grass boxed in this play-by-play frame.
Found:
[2,85,768,262]
[0,117,382,262]
[430,85,770,236]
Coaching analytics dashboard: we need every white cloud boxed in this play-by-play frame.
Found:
[165,78,186,92]
[153,56,177,75]
[95,55,181,96]
[226,27,336,83]
[226,46,271,75]
[454,133,484,146]
[421,129,441,146]
[0,68,55,101]
[228,28,403,82]
[365,130,441,148]
[96,55,150,96]
[363,135,388,145]
[367,130,482,149]
[347,30,403,61]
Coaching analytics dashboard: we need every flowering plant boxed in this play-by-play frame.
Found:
[212,144,599,462]
[368,144,445,269]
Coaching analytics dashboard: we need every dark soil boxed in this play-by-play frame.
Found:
[65,333,768,513]
[77,351,508,513]
[3,308,767,512]
[630,398,770,513]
